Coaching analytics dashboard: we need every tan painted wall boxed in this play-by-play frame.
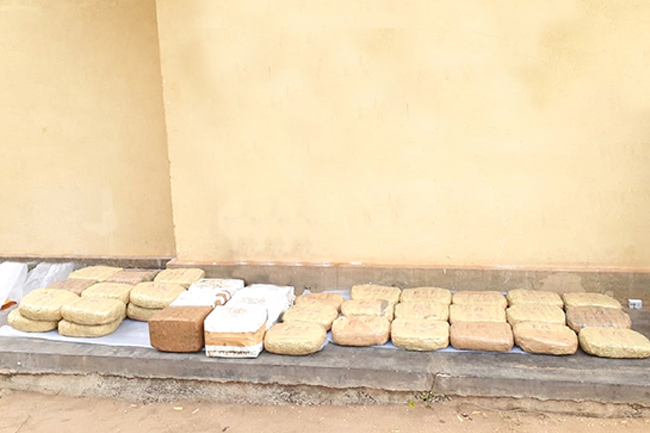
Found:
[156,0,650,268]
[0,0,176,257]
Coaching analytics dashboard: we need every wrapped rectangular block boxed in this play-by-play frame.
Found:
[189,278,245,291]
[331,316,391,347]
[47,279,97,296]
[106,269,160,285]
[341,299,394,321]
[149,306,213,352]
[170,291,219,308]
[127,303,161,322]
[154,268,205,288]
[566,306,631,333]
[562,292,621,310]
[394,302,448,321]
[69,266,122,282]
[579,327,650,359]
[281,303,339,330]
[452,291,507,309]
[295,292,345,312]
[19,288,79,321]
[230,286,295,329]
[350,284,401,304]
[204,304,268,358]
[506,304,566,326]
[82,283,133,304]
[449,304,506,324]
[62,297,125,325]
[400,287,451,305]
[58,318,122,337]
[8,308,58,333]
[391,318,449,351]
[450,322,514,352]
[513,322,577,355]
[241,284,296,308]
[507,289,563,308]
[264,322,326,356]
[130,282,186,309]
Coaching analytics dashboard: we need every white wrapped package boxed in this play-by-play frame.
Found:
[0,262,28,305]
[188,278,245,305]
[204,304,268,358]
[22,262,76,298]
[170,291,219,308]
[230,285,295,328]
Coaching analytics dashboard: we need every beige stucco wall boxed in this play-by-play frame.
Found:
[0,0,176,257]
[156,0,650,268]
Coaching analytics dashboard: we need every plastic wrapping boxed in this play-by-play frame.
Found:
[204,304,268,358]
[169,290,219,308]
[0,262,28,304]
[22,262,76,298]
[230,285,295,329]
[391,318,449,351]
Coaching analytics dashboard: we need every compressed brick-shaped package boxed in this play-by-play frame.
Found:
[154,268,205,288]
[127,303,161,322]
[391,318,449,351]
[331,316,390,347]
[130,282,186,309]
[47,278,97,296]
[449,304,506,324]
[8,309,58,333]
[513,322,577,355]
[450,322,514,352]
[452,291,507,309]
[400,287,451,305]
[106,269,160,285]
[170,291,219,308]
[149,306,213,352]
[58,318,122,337]
[566,306,631,333]
[204,304,268,358]
[188,278,245,304]
[341,299,394,321]
[579,327,650,359]
[295,292,345,312]
[506,289,563,308]
[562,292,621,310]
[394,302,448,321]
[62,297,126,325]
[506,304,566,326]
[282,303,339,330]
[350,284,401,304]
[82,283,134,304]
[264,322,326,356]
[19,289,79,321]
[69,266,122,282]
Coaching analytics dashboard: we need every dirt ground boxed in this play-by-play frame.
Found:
[1,391,649,433]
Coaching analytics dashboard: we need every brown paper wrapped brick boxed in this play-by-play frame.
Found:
[513,322,577,355]
[154,268,205,288]
[562,292,621,310]
[506,289,563,308]
[579,328,650,358]
[127,303,161,322]
[400,287,452,305]
[149,306,213,352]
[62,297,126,326]
[295,292,345,312]
[450,322,514,352]
[566,306,631,333]
[130,282,186,309]
[341,299,394,321]
[506,304,566,326]
[106,269,160,285]
[82,283,134,304]
[19,289,80,321]
[350,284,401,304]
[47,279,97,296]
[264,322,327,356]
[281,303,339,330]
[391,318,449,351]
[8,309,58,333]
[452,291,507,309]
[394,301,449,321]
[449,304,506,324]
[58,318,122,337]
[69,266,122,282]
[331,316,390,346]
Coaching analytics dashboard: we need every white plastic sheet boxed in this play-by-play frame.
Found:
[22,262,76,297]
[0,262,28,304]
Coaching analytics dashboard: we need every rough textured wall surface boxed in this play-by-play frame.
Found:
[0,0,176,257]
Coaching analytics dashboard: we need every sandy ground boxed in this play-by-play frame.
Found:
[1,391,649,433]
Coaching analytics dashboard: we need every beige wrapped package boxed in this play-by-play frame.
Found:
[513,322,578,355]
[58,318,122,337]
[562,292,621,310]
[452,291,507,309]
[394,302,449,321]
[400,287,452,305]
[506,304,566,326]
[331,316,391,346]
[579,328,650,359]
[450,322,514,352]
[19,289,80,321]
[47,278,97,296]
[106,269,160,285]
[295,292,345,312]
[391,318,449,351]
[127,303,161,322]
[154,268,205,288]
[8,309,58,333]
[566,306,631,333]
[82,283,134,304]
[449,304,506,324]
[507,289,563,308]
[282,303,339,330]
[130,282,186,309]
[350,284,401,304]
[61,297,126,326]
[69,266,122,282]
[264,322,327,356]
[341,299,394,321]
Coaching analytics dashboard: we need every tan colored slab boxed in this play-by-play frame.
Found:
[331,316,390,347]
[562,292,621,310]
[69,266,122,282]
[400,287,451,305]
[450,322,514,352]
[452,291,507,309]
[513,322,577,355]
[391,318,449,351]
[506,304,566,326]
[566,306,631,333]
[579,327,650,359]
[394,301,449,321]
[449,304,506,324]
[507,289,563,308]
[350,284,401,304]
[264,322,327,356]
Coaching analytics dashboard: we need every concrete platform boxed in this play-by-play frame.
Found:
[1,309,649,409]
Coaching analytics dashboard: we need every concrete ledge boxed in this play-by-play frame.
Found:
[0,255,172,270]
